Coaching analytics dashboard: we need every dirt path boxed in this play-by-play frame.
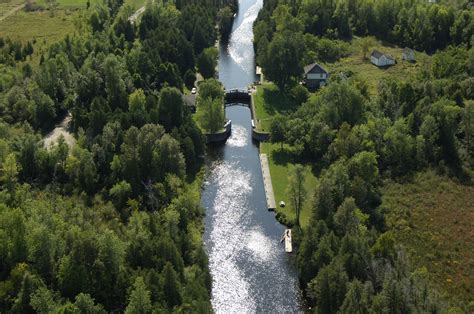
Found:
[43,112,76,150]
[0,2,25,22]
[128,6,145,24]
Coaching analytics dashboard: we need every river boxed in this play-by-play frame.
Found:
[201,0,303,312]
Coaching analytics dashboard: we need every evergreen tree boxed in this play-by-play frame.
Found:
[125,277,152,314]
[162,262,181,310]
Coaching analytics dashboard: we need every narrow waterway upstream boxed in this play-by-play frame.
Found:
[201,0,303,312]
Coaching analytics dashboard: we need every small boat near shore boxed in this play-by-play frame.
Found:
[280,229,292,253]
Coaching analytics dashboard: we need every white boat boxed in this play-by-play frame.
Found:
[281,229,292,253]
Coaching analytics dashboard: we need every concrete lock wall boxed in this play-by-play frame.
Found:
[204,89,271,145]
[205,120,232,144]
[252,129,270,142]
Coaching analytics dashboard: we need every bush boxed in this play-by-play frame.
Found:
[197,48,218,79]
[25,0,44,12]
[275,211,294,227]
[304,34,351,63]
[316,38,350,62]
[290,84,309,106]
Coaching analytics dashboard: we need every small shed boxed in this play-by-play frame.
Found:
[370,50,396,67]
[402,47,416,62]
[183,95,196,113]
[303,63,328,89]
[256,66,262,81]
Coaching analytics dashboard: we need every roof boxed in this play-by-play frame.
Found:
[371,50,383,59]
[371,49,395,61]
[304,63,328,75]
[183,95,196,107]
[402,47,415,58]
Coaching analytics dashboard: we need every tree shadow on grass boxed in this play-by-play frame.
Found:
[270,144,330,181]
[270,146,301,166]
[262,86,298,116]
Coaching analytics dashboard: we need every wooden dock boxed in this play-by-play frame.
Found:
[260,154,276,210]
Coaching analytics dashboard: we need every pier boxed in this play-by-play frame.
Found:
[259,153,276,210]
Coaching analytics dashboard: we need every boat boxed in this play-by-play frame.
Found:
[281,229,292,253]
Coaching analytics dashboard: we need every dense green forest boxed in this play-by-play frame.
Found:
[1,0,473,311]
[0,0,235,311]
[254,0,473,312]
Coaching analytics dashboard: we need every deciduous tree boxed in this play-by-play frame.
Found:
[197,47,218,79]
[287,165,307,229]
[270,115,286,149]
[262,31,304,90]
[158,87,184,131]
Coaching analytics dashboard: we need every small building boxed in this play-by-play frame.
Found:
[402,47,416,62]
[370,50,396,67]
[183,95,196,113]
[256,66,262,82]
[303,63,328,89]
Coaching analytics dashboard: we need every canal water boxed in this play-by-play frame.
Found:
[201,0,303,312]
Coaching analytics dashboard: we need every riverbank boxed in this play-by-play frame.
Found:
[253,84,315,228]
[204,120,232,144]
[250,41,432,230]
[259,143,315,228]
[203,0,303,309]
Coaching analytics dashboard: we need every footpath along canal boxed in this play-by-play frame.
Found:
[201,0,304,311]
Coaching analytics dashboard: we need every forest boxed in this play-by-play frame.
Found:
[0,0,473,311]
[0,0,236,311]
[254,0,473,312]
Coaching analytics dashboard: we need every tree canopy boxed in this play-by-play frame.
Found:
[0,0,236,311]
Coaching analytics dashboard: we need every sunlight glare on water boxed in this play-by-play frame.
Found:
[207,161,256,313]
[226,124,248,147]
[245,228,273,262]
[203,118,303,313]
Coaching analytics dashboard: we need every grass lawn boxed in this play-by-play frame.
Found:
[253,83,317,228]
[0,10,77,42]
[123,0,147,10]
[0,0,24,17]
[35,0,101,9]
[324,36,430,95]
[260,142,317,228]
[382,171,474,304]
[253,36,433,232]
[253,83,299,132]
[0,9,82,65]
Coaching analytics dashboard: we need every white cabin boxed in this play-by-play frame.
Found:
[402,47,416,62]
[370,50,396,67]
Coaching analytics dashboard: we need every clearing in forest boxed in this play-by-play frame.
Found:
[383,171,474,304]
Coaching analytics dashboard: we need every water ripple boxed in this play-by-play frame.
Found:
[208,161,256,312]
[228,0,263,73]
[226,124,248,147]
[245,228,273,262]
